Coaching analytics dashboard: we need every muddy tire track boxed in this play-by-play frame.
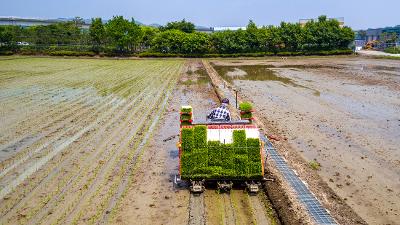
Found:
[248,195,273,225]
[221,194,236,225]
[188,193,206,225]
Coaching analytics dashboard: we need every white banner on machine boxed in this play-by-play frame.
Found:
[206,124,259,144]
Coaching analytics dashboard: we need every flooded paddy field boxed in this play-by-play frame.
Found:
[0,57,277,225]
[1,55,397,225]
[212,56,400,224]
[0,57,183,224]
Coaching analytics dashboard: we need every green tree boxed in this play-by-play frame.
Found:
[28,25,54,45]
[26,22,81,46]
[211,30,247,53]
[279,22,304,51]
[105,16,143,53]
[338,26,355,48]
[380,32,398,44]
[0,26,17,51]
[161,19,195,33]
[0,26,16,44]
[140,26,159,50]
[73,17,85,28]
[182,32,211,54]
[0,26,28,52]
[245,20,262,52]
[1,14,355,55]
[262,26,283,53]
[305,16,330,49]
[303,15,347,50]
[89,18,106,52]
[57,22,82,45]
[151,29,186,53]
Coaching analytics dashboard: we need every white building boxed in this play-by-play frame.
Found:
[213,26,246,32]
[0,16,91,29]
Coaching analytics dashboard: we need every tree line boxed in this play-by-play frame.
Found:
[0,15,354,56]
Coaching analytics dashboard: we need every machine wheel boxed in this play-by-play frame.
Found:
[217,181,233,193]
[190,180,205,194]
[245,181,261,194]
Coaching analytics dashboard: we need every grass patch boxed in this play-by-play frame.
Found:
[47,51,96,57]
[384,47,400,54]
[309,160,321,170]
[370,55,400,60]
[239,102,253,112]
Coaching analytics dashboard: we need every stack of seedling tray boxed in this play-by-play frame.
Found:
[180,125,263,180]
[180,106,193,126]
[239,102,254,122]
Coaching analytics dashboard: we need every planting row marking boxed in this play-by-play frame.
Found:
[61,64,180,224]
[100,77,176,224]
[0,84,152,220]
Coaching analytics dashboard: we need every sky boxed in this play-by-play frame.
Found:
[1,0,399,30]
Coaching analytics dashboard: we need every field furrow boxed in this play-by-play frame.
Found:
[60,65,179,224]
[0,62,136,145]
[0,57,183,225]
[0,85,152,222]
[99,73,177,224]
[0,57,283,225]
[0,65,153,166]
[188,193,206,225]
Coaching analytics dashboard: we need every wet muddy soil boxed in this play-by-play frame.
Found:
[0,57,280,225]
[112,60,276,225]
[110,60,219,224]
[0,58,183,224]
[212,56,400,225]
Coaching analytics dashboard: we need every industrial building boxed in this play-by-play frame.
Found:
[0,16,91,29]
[355,25,400,48]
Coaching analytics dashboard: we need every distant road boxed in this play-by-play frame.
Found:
[356,49,400,57]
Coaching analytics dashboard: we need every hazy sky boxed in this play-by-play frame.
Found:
[1,0,399,29]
